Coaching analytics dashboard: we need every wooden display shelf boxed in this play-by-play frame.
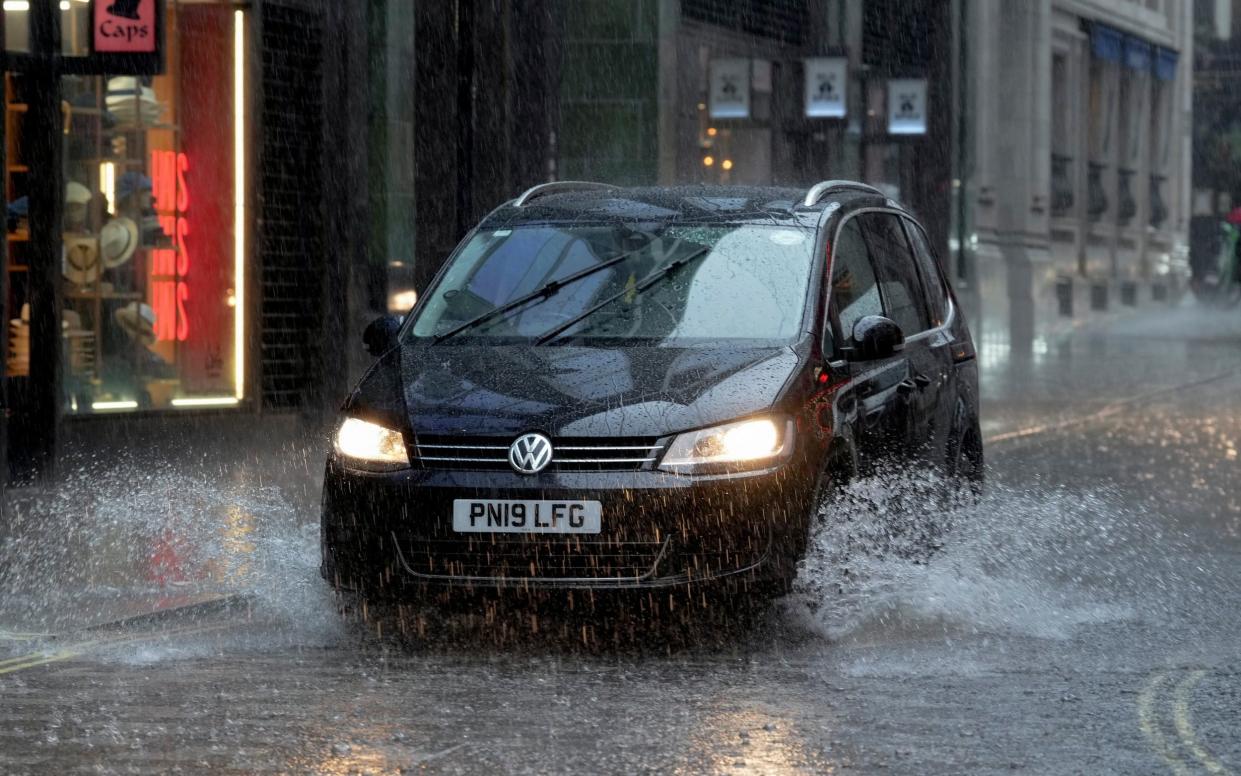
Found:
[6,102,27,113]
[65,290,144,301]
[7,165,29,173]
[113,122,180,133]
[7,229,29,242]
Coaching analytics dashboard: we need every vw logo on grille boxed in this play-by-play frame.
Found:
[509,432,553,474]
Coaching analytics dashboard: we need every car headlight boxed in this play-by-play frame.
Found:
[334,417,410,470]
[658,417,791,473]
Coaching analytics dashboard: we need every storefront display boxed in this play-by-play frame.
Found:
[4,1,245,415]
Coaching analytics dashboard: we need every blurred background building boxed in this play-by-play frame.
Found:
[0,0,1199,480]
[962,0,1193,361]
[375,0,1194,370]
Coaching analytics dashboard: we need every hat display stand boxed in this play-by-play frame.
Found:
[57,74,176,408]
[8,69,189,413]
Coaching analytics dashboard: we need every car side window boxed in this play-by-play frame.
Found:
[903,218,949,327]
[860,213,931,336]
[829,218,884,347]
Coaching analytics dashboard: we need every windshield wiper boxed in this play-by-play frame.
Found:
[534,245,711,345]
[433,241,652,344]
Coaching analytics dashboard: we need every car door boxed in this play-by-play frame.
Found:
[828,215,912,473]
[902,217,959,464]
[858,212,951,465]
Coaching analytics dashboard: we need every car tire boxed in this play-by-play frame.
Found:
[947,422,984,503]
[764,449,853,597]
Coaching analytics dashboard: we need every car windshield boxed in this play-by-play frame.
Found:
[407,223,816,345]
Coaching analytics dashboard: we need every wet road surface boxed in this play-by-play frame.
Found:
[1,306,1240,775]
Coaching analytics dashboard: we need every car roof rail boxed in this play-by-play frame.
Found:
[513,180,620,207]
[800,180,885,209]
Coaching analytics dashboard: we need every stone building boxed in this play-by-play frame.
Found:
[962,0,1193,362]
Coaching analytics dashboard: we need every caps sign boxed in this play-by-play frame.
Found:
[94,0,157,54]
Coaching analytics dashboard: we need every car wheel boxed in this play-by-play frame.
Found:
[765,450,853,597]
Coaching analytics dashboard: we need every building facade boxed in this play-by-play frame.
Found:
[962,0,1194,362]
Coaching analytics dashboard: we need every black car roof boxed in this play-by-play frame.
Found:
[479,184,894,231]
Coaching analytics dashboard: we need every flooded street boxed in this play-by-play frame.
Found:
[2,305,1240,775]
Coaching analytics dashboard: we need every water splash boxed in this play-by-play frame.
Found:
[785,473,1204,642]
[0,455,339,647]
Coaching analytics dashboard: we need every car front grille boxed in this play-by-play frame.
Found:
[413,435,665,472]
[392,534,670,582]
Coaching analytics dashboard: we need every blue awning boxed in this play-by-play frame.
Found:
[1154,46,1179,81]
[1091,23,1123,62]
[1123,36,1152,71]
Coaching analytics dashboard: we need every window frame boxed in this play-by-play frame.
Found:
[857,211,933,337]
[824,207,954,360]
[899,216,950,328]
[824,214,884,355]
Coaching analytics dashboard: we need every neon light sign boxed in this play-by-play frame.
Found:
[151,149,190,342]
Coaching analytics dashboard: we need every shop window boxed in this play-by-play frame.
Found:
[34,2,245,413]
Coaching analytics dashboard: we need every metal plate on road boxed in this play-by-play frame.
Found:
[452,499,602,534]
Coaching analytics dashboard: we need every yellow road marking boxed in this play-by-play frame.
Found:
[1173,670,1231,775]
[0,621,239,677]
[0,648,62,668]
[0,650,81,676]
[1138,672,1193,776]
[0,630,53,642]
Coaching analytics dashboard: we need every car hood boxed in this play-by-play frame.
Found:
[349,341,805,439]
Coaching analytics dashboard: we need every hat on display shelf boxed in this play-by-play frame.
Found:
[63,235,101,286]
[114,302,158,347]
[105,77,164,125]
[66,182,93,206]
[117,171,153,202]
[100,217,140,269]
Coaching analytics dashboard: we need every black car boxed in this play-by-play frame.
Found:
[321,181,982,602]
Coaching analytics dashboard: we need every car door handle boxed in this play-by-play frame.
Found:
[913,372,932,388]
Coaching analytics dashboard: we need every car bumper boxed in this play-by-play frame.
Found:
[320,456,815,594]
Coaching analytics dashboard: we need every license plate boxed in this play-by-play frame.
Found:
[452,499,602,534]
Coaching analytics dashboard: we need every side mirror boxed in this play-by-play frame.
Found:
[850,315,904,361]
[363,315,403,357]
